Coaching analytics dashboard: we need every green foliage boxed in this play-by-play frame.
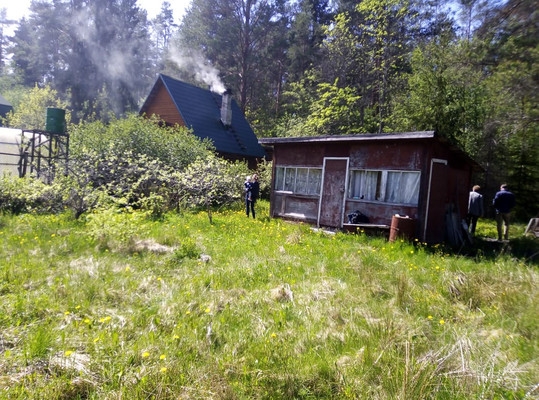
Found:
[84,207,151,251]
[171,237,201,263]
[253,159,272,199]
[393,38,488,147]
[8,0,154,120]
[177,154,245,223]
[69,114,214,171]
[2,84,70,130]
[0,174,63,214]
[306,79,362,135]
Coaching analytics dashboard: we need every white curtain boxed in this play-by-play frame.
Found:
[386,171,420,204]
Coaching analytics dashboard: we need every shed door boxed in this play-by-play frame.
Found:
[424,159,448,243]
[318,158,349,228]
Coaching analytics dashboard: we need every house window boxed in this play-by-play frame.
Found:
[348,170,420,205]
[275,167,322,195]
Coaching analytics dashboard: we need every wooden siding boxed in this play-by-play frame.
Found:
[143,85,185,126]
[268,137,474,243]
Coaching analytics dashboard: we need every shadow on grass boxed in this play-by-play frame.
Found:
[456,236,539,265]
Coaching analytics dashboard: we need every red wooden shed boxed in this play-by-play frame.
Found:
[259,131,481,244]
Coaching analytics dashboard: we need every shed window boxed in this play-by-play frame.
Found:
[349,170,420,205]
[275,167,322,195]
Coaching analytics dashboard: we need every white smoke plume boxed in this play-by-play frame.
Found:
[167,46,226,94]
[71,8,132,81]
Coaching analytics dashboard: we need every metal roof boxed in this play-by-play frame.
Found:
[140,75,265,158]
[258,131,436,144]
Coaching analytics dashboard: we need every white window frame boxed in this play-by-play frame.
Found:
[275,166,322,195]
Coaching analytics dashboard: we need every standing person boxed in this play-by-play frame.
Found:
[246,174,260,218]
[244,176,252,217]
[493,184,516,241]
[466,185,483,235]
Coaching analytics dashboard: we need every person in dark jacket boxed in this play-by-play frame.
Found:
[466,185,484,235]
[246,174,260,218]
[493,184,516,241]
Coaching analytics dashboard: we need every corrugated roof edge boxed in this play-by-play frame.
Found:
[258,131,435,144]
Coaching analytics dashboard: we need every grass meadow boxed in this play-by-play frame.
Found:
[0,201,538,399]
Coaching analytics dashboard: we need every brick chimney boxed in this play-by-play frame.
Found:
[221,89,232,127]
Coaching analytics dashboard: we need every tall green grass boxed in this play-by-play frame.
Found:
[0,203,537,399]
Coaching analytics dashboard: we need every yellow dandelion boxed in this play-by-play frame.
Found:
[125,266,131,272]
[271,333,277,338]
[205,308,211,313]
[160,354,166,360]
[427,315,433,320]
[142,351,150,358]
[439,319,445,325]
[65,350,73,356]
[160,367,168,373]
[93,337,100,343]
[173,335,180,340]
[186,310,191,315]
[64,311,70,315]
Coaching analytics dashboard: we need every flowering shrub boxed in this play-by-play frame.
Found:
[0,174,63,214]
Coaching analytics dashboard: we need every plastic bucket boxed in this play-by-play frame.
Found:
[45,108,66,133]
[389,215,416,242]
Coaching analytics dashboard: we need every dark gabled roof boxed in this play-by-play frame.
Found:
[0,94,13,124]
[0,94,12,107]
[140,74,265,158]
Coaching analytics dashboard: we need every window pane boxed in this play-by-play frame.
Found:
[307,169,322,195]
[386,171,420,204]
[284,168,296,191]
[349,170,362,198]
[386,171,401,203]
[364,171,380,201]
[275,167,285,191]
[296,168,308,194]
[401,172,420,204]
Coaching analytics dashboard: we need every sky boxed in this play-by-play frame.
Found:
[2,0,191,22]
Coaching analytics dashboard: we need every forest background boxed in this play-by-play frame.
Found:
[0,0,537,219]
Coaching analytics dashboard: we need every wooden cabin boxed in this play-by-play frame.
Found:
[140,75,265,167]
[259,131,480,244]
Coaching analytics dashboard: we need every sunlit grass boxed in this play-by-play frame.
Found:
[0,204,537,399]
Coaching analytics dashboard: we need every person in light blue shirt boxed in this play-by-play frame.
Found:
[493,184,516,241]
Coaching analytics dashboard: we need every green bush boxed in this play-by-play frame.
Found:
[177,154,247,223]
[69,114,214,171]
[0,174,64,214]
